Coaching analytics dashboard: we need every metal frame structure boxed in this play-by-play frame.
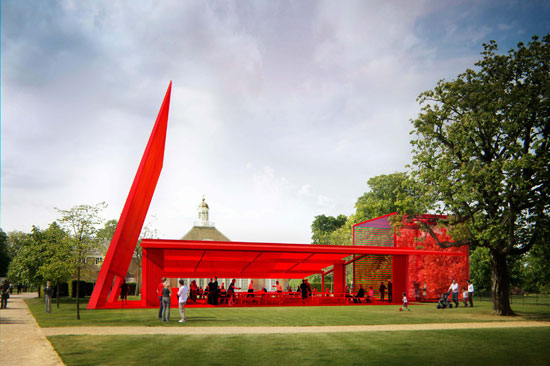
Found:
[87,82,469,309]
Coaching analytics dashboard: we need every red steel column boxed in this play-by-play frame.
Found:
[333,261,346,294]
[392,255,408,303]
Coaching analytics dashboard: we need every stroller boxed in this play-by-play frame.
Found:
[436,291,453,309]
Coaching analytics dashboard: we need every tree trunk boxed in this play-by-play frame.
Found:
[490,249,515,316]
[76,266,81,320]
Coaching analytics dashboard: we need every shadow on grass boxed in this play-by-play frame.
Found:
[515,311,550,321]
[186,317,218,321]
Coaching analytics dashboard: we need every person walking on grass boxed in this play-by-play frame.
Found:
[161,281,171,322]
[448,279,459,308]
[177,279,188,323]
[467,280,474,307]
[401,292,410,311]
[44,281,53,313]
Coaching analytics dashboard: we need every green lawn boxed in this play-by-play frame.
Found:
[27,296,550,327]
[28,297,550,365]
[48,327,550,366]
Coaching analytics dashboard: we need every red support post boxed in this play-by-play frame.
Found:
[333,261,346,294]
[392,255,408,303]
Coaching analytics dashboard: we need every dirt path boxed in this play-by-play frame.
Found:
[0,293,64,366]
[42,320,550,336]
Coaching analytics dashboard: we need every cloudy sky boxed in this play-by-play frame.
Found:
[2,1,549,244]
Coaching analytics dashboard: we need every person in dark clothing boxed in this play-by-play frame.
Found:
[213,277,219,305]
[1,280,9,309]
[387,280,393,303]
[354,285,365,303]
[379,282,386,301]
[120,280,130,306]
[208,277,218,305]
[44,282,54,313]
[299,279,311,304]
[157,277,167,319]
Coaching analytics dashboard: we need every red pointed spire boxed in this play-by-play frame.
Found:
[88,82,172,309]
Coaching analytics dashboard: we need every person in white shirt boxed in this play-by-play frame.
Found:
[467,280,474,307]
[401,292,410,311]
[462,287,469,307]
[177,279,189,323]
[448,279,459,307]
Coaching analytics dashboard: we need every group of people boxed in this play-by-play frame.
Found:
[178,278,241,306]
[1,280,27,309]
[448,279,475,307]
[350,279,475,311]
[156,277,189,323]
[352,280,394,303]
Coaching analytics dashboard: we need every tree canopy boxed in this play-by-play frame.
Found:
[311,214,348,244]
[0,229,9,277]
[409,34,550,315]
[57,202,106,319]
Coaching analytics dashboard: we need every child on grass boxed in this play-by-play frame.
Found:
[462,287,469,307]
[401,292,410,311]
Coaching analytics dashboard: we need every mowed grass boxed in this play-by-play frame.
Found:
[48,327,550,366]
[27,296,550,327]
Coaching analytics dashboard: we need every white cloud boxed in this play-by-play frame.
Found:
[2,0,547,243]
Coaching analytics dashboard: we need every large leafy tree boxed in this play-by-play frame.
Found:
[38,222,74,308]
[57,203,106,319]
[409,35,550,315]
[7,227,46,295]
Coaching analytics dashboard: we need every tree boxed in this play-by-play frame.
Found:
[7,227,46,295]
[354,172,420,222]
[57,203,106,319]
[409,35,550,315]
[38,222,74,308]
[97,219,117,253]
[0,229,10,277]
[311,214,347,244]
[519,228,550,293]
[468,247,492,295]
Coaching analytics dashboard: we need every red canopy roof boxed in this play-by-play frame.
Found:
[141,239,466,279]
